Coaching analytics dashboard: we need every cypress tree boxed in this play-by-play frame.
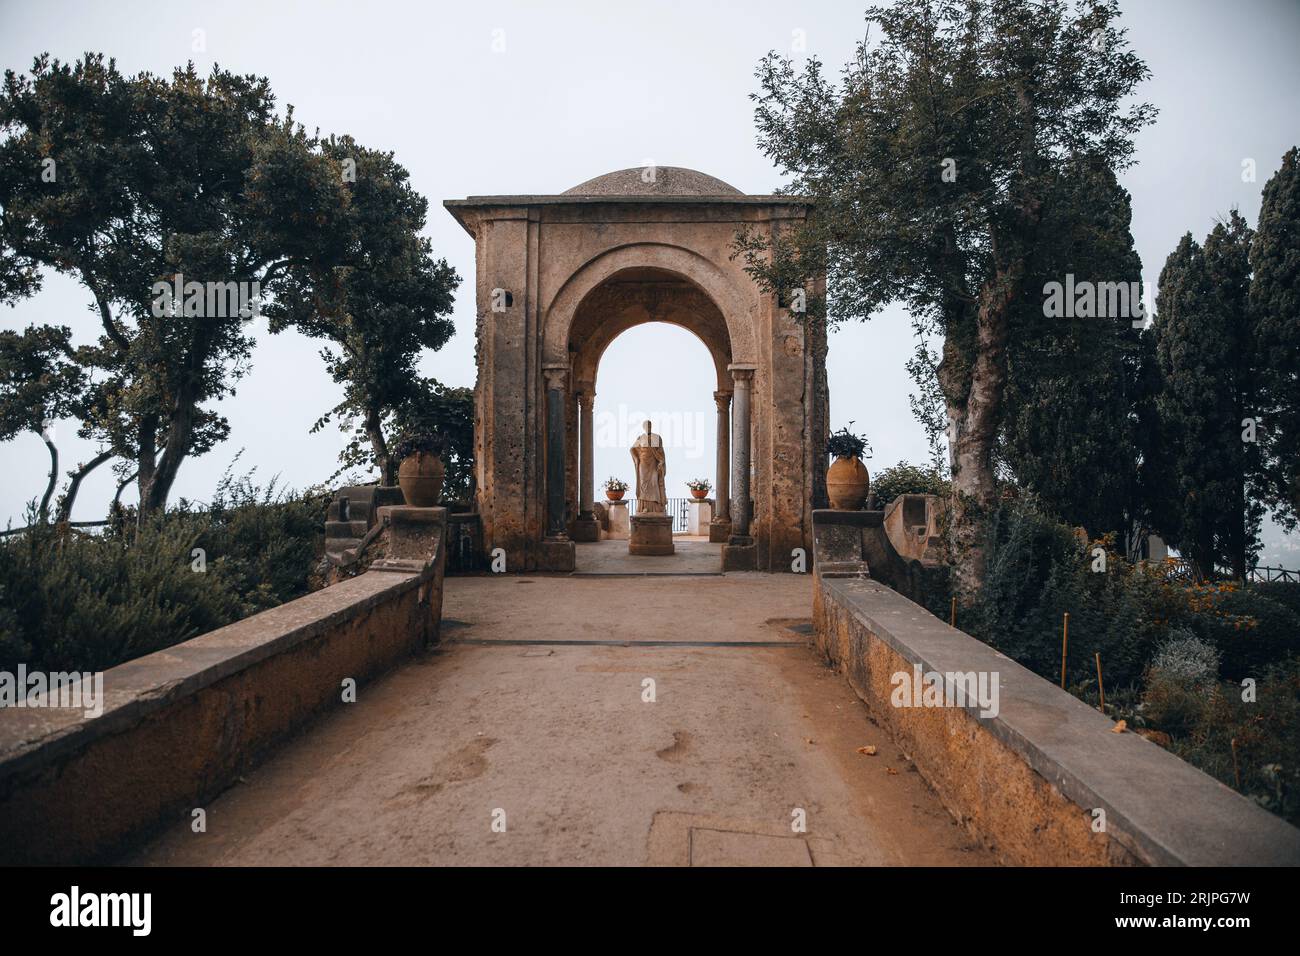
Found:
[1249,147,1300,530]
[1153,212,1262,578]
[1001,158,1150,540]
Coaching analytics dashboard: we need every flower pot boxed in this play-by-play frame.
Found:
[690,488,708,500]
[827,455,870,510]
[606,489,625,502]
[398,451,445,507]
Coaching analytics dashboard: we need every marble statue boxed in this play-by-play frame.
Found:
[630,420,667,514]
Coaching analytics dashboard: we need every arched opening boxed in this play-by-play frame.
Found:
[593,323,715,516]
[563,268,736,570]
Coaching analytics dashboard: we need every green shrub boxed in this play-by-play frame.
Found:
[1163,657,1300,826]
[1142,630,1222,735]
[1251,580,1300,616]
[0,518,242,672]
[871,461,950,508]
[189,472,327,617]
[0,478,326,673]
[909,495,1300,824]
[1178,583,1300,681]
[958,496,1171,690]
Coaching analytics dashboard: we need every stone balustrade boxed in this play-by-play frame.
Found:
[0,506,450,865]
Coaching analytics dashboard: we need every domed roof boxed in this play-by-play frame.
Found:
[563,166,743,197]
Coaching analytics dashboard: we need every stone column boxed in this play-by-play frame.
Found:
[579,388,595,517]
[540,365,576,570]
[709,390,732,543]
[729,367,754,538]
[543,365,568,540]
[572,384,599,542]
[714,390,731,519]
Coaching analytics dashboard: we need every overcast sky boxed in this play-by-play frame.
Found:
[1,0,1297,561]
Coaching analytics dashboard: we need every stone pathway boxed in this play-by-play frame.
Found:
[573,536,721,575]
[129,574,992,866]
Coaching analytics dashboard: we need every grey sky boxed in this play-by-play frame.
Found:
[1,0,1297,560]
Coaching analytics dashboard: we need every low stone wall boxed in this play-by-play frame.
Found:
[812,509,1300,866]
[0,506,449,865]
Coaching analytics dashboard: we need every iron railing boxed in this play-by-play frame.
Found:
[626,497,693,533]
[1250,565,1299,584]
[1163,558,1299,584]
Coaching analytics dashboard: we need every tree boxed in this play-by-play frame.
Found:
[1153,212,1263,579]
[871,461,950,507]
[734,0,1155,595]
[0,324,90,521]
[999,157,1151,540]
[266,136,460,485]
[397,381,475,504]
[0,55,347,521]
[1250,147,1300,530]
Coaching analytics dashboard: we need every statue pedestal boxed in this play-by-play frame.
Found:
[686,499,712,535]
[605,500,630,539]
[629,514,674,555]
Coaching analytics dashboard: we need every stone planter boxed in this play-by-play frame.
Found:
[606,488,625,502]
[397,452,445,507]
[827,455,869,510]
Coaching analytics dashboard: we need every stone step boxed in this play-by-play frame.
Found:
[325,519,368,538]
[329,485,404,524]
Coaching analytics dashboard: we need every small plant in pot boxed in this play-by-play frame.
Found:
[603,476,629,501]
[392,432,446,507]
[685,478,712,500]
[826,423,872,510]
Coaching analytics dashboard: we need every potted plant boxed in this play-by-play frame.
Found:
[392,432,446,507]
[685,478,712,500]
[603,476,628,501]
[826,423,872,510]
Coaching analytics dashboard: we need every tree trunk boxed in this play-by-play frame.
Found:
[55,450,113,524]
[941,264,1022,598]
[135,413,159,524]
[140,404,197,519]
[138,322,217,521]
[38,432,58,523]
[113,468,138,512]
[365,406,393,486]
[1229,479,1248,581]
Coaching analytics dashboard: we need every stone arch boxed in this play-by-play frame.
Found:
[542,242,758,368]
[445,177,825,573]
[566,267,733,393]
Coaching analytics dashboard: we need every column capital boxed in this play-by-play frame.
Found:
[575,380,596,404]
[542,364,569,391]
[713,390,733,407]
[728,363,757,384]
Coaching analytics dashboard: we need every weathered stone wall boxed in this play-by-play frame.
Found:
[449,192,824,572]
[811,511,1300,866]
[0,509,449,865]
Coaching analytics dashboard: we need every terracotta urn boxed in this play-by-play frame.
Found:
[398,451,445,507]
[606,488,625,502]
[826,455,870,510]
[690,488,708,500]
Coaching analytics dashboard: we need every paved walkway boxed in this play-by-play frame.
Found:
[574,536,721,575]
[129,574,992,866]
